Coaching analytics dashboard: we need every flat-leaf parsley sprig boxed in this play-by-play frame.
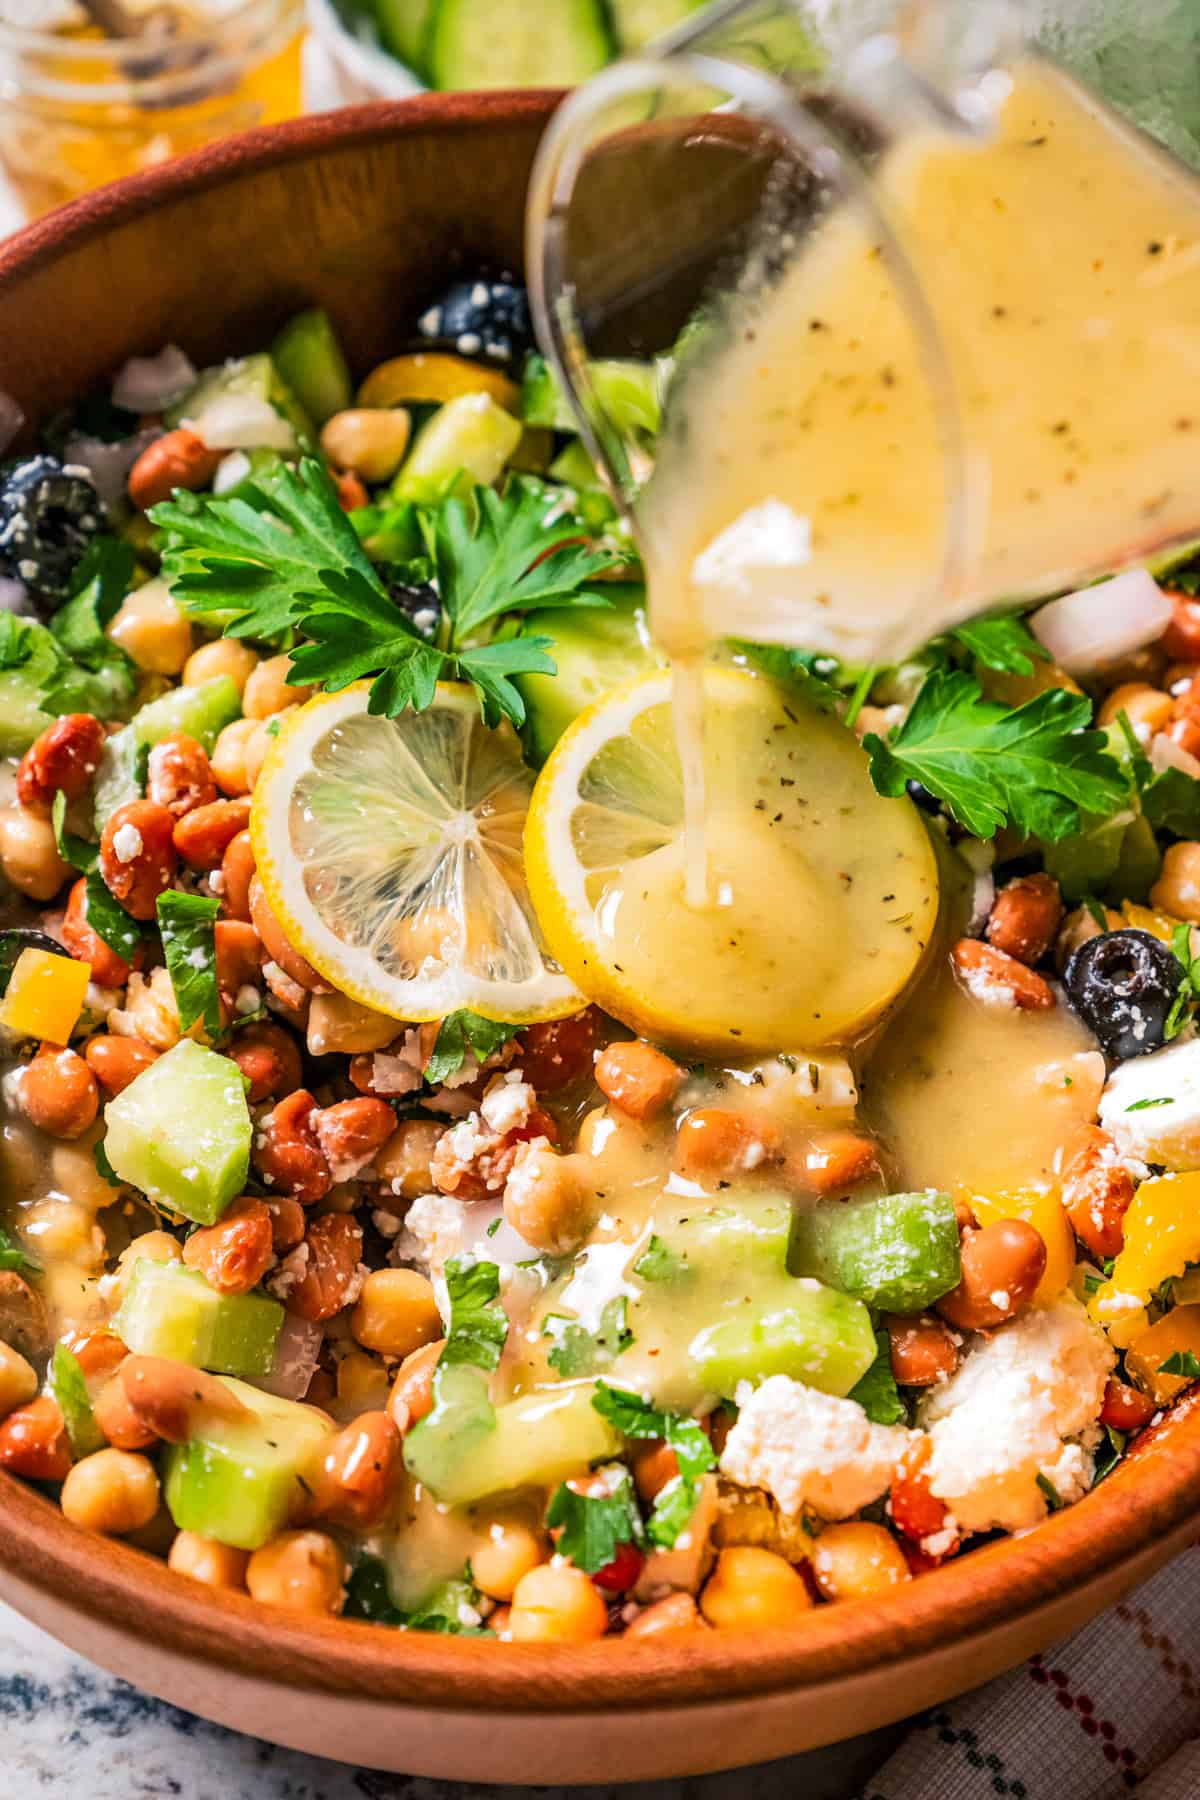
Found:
[151,461,618,731]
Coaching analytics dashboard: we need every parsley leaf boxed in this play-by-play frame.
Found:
[543,1296,633,1377]
[0,611,37,670]
[51,1341,104,1457]
[546,1468,644,1573]
[732,640,843,713]
[41,538,137,719]
[442,1258,508,1371]
[848,1330,908,1426]
[430,479,614,640]
[83,871,142,965]
[94,1139,121,1188]
[1093,1423,1126,1485]
[632,1235,687,1282]
[1159,1350,1200,1378]
[1166,921,1200,1041]
[951,612,1049,676]
[863,670,1126,840]
[1113,708,1200,838]
[425,1010,521,1084]
[0,1224,37,1274]
[157,890,222,1038]
[343,1556,490,1635]
[50,790,97,874]
[1036,1472,1066,1511]
[591,1383,716,1548]
[1126,1096,1173,1111]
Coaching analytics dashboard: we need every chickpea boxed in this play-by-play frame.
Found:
[508,1561,608,1643]
[336,1350,391,1410]
[168,1530,250,1590]
[18,1045,99,1140]
[50,1134,121,1214]
[242,717,278,792]
[242,653,314,721]
[471,1515,546,1602]
[0,805,70,900]
[351,1268,441,1359]
[109,968,184,1051]
[503,1142,593,1256]
[22,1197,104,1269]
[1151,841,1200,924]
[387,1339,444,1433]
[625,1593,706,1640]
[320,408,411,483]
[107,1229,183,1306]
[60,1448,160,1535]
[810,1522,911,1603]
[0,1340,38,1420]
[307,991,398,1057]
[175,798,253,871]
[699,1546,812,1630]
[210,718,259,796]
[182,638,258,696]
[886,1313,959,1386]
[246,1529,344,1615]
[227,1021,302,1103]
[1097,682,1174,736]
[1055,903,1106,973]
[107,579,193,676]
[594,1041,682,1120]
[375,1120,444,1200]
[936,1219,1047,1332]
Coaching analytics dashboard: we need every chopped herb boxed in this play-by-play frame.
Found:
[1115,707,1200,840]
[1036,1472,1066,1511]
[1082,895,1108,930]
[545,1468,644,1573]
[729,641,842,714]
[952,612,1049,676]
[1126,1096,1173,1112]
[591,1383,716,1548]
[0,611,36,671]
[156,890,222,1038]
[81,871,141,965]
[848,1330,908,1426]
[425,1010,519,1084]
[1165,921,1200,1041]
[1159,1350,1200,1378]
[1094,1423,1126,1484]
[93,1139,120,1187]
[0,1224,37,1274]
[40,537,137,719]
[442,1257,507,1371]
[343,1556,491,1635]
[51,1342,104,1457]
[863,670,1125,840]
[543,1296,633,1377]
[632,1235,687,1282]
[485,1217,502,1239]
[1082,1269,1105,1296]
[50,789,97,874]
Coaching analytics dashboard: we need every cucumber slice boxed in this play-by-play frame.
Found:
[689,1280,877,1399]
[166,353,316,453]
[0,620,63,753]
[391,392,522,503]
[521,353,661,437]
[515,585,661,764]
[608,0,705,49]
[132,674,242,751]
[164,1376,333,1550]
[103,1038,252,1224]
[426,0,613,90]
[373,0,434,66]
[271,310,353,429]
[789,1190,961,1314]
[116,1259,283,1377]
[404,1369,620,1507]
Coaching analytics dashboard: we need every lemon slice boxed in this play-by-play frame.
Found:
[251,683,582,1023]
[524,667,940,1055]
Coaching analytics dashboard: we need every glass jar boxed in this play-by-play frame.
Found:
[0,0,304,220]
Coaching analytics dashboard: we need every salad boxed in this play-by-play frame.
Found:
[0,273,1198,1646]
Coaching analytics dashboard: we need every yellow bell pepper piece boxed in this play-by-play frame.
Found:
[1089,1172,1200,1347]
[1120,901,1183,944]
[1124,1302,1200,1405]
[972,1188,1075,1305]
[357,353,520,414]
[0,947,90,1045]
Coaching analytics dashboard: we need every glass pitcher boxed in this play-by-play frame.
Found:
[526,0,1200,668]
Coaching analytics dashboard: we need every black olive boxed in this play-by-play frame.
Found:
[1064,928,1183,1061]
[417,277,532,366]
[0,454,103,602]
[905,779,941,813]
[387,578,440,640]
[0,928,74,997]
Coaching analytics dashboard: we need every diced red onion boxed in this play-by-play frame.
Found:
[111,345,197,415]
[0,391,24,458]
[0,577,32,615]
[1031,570,1173,675]
[253,1312,324,1400]
[212,451,252,495]
[189,393,296,453]
[459,1201,539,1265]
[1151,731,1200,780]
[64,428,160,512]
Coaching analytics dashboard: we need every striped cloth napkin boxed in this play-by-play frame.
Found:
[861,1547,1200,1799]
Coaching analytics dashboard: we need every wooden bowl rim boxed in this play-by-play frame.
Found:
[0,94,1197,1713]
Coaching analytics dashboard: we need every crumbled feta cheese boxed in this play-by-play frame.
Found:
[268,1240,309,1299]
[1099,1038,1200,1170]
[393,1191,468,1273]
[919,1295,1114,1535]
[234,984,260,1015]
[720,1377,914,1519]
[555,1238,639,1333]
[480,1071,535,1135]
[112,822,143,863]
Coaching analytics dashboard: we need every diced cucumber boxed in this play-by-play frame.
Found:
[515,585,660,764]
[131,674,242,752]
[0,620,61,753]
[547,439,602,491]
[373,0,434,66]
[404,1367,620,1507]
[166,353,316,452]
[103,1039,251,1224]
[608,0,705,49]
[688,1279,877,1399]
[1042,807,1132,901]
[521,353,661,437]
[116,1259,282,1376]
[164,1376,333,1550]
[426,0,613,91]
[391,392,522,503]
[639,1193,793,1280]
[789,1190,960,1314]
[91,726,143,831]
[271,310,353,429]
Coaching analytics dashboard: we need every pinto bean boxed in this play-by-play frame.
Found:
[594,1041,682,1120]
[118,1355,251,1443]
[985,872,1064,966]
[227,1021,301,1103]
[18,1045,99,1139]
[92,1371,158,1451]
[1060,1127,1135,1261]
[0,1395,71,1480]
[253,1089,331,1203]
[213,919,262,1008]
[147,733,217,820]
[935,1219,1047,1332]
[99,800,177,919]
[173,798,252,870]
[885,1313,959,1386]
[63,875,141,987]
[83,1034,159,1097]
[16,713,106,810]
[311,1097,396,1180]
[517,1011,601,1090]
[266,1196,306,1253]
[249,875,325,992]
[801,1130,881,1196]
[386,1340,443,1433]
[128,428,222,511]
[182,1199,274,1296]
[283,1213,364,1323]
[951,938,1056,1010]
[674,1109,779,1179]
[220,829,256,922]
[305,1411,401,1530]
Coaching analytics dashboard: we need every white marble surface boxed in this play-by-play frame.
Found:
[0,1600,902,1799]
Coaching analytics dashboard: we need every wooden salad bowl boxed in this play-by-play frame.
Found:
[1,95,1199,1783]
